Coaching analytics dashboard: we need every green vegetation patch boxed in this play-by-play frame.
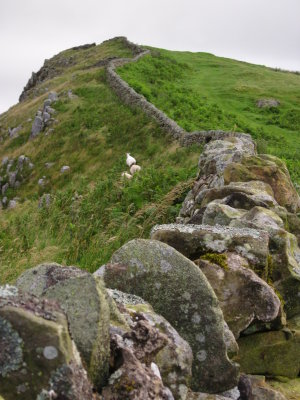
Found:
[119,47,300,185]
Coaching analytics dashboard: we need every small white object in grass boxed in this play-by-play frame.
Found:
[151,362,162,380]
[60,165,70,173]
[121,172,132,180]
[126,153,136,167]
[130,164,141,175]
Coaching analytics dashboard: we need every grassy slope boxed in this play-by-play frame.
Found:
[0,38,199,283]
[119,48,300,184]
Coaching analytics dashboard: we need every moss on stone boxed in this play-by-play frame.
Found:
[235,330,300,379]
[200,253,229,270]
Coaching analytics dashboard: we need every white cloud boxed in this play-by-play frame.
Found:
[0,0,299,113]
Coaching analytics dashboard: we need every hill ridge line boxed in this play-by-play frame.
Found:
[106,38,251,145]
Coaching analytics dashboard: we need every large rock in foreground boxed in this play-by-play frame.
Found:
[16,263,110,389]
[0,285,94,400]
[102,239,239,393]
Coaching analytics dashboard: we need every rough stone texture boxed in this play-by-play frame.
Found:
[196,253,282,338]
[31,115,44,137]
[256,99,280,108]
[197,136,256,177]
[16,263,110,389]
[0,288,94,400]
[151,224,269,274]
[108,288,193,399]
[106,39,185,140]
[8,125,22,139]
[101,333,174,399]
[235,330,300,378]
[237,374,288,400]
[103,239,239,393]
[0,155,33,208]
[269,230,300,318]
[223,155,300,213]
[202,202,246,226]
[185,392,233,400]
[180,131,252,147]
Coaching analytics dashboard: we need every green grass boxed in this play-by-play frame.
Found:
[118,48,300,184]
[1,38,300,283]
[0,39,200,282]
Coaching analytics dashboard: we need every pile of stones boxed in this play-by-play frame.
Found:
[0,155,33,209]
[30,92,58,138]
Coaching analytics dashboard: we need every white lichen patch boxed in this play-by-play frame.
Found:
[191,313,201,324]
[196,350,207,362]
[182,292,191,301]
[0,285,18,298]
[196,333,206,343]
[160,259,173,272]
[43,346,58,360]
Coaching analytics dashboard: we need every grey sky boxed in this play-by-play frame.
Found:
[1,0,299,114]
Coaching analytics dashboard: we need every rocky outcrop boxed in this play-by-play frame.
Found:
[101,239,239,393]
[31,92,58,138]
[0,285,95,400]
[0,154,33,208]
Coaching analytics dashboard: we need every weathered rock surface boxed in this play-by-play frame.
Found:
[30,92,58,139]
[102,239,239,393]
[196,253,283,338]
[0,154,33,208]
[0,286,94,400]
[101,333,175,399]
[269,230,300,318]
[16,263,110,388]
[223,155,300,213]
[107,288,193,399]
[256,99,280,108]
[238,374,287,400]
[235,330,300,378]
[151,223,269,275]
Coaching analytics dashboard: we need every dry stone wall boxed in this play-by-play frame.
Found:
[106,45,185,140]
[106,38,259,146]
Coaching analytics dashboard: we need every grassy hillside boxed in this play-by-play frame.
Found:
[1,38,300,284]
[118,48,300,184]
[0,38,199,283]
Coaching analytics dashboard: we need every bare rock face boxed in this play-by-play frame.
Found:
[102,239,239,393]
[16,263,110,389]
[0,286,94,400]
[196,253,283,338]
[107,288,193,399]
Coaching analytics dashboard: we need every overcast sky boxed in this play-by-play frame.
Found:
[1,0,299,114]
